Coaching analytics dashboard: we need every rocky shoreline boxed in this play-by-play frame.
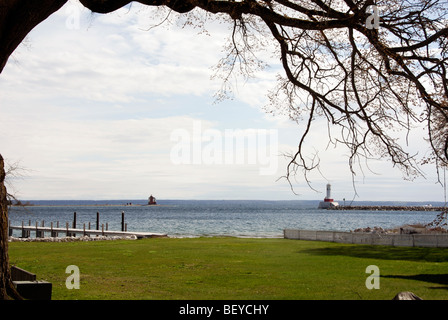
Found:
[352,225,448,234]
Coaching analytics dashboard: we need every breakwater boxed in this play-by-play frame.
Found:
[328,206,446,211]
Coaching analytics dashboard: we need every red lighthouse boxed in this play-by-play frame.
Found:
[148,195,157,205]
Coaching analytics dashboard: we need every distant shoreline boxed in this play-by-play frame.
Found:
[10,204,166,207]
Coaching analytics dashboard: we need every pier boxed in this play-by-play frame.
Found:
[8,223,167,239]
[8,211,167,240]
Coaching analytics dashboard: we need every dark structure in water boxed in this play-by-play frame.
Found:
[148,195,157,205]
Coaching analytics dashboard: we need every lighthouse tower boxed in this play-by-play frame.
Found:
[325,183,333,202]
[318,183,339,209]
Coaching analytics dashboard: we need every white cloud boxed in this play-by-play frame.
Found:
[0,2,444,201]
[0,108,288,199]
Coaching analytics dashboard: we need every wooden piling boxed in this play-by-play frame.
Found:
[51,221,58,237]
[21,221,29,238]
[36,221,43,238]
[96,212,99,230]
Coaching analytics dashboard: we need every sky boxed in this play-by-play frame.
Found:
[0,1,445,202]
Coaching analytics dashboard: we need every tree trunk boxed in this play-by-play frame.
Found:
[0,154,21,299]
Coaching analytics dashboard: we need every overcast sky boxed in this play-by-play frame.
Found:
[0,1,445,202]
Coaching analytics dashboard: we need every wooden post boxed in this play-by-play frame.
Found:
[96,212,99,230]
[66,222,69,237]
[8,219,12,237]
[51,221,58,237]
[83,223,86,237]
[101,223,104,236]
[121,211,125,232]
[125,223,127,232]
[36,221,43,238]
[21,221,29,238]
[73,212,77,229]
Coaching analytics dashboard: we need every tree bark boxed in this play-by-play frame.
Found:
[0,154,22,299]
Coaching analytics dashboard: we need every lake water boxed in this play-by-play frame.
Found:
[8,200,445,238]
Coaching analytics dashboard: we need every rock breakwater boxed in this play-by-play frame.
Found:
[329,206,446,211]
[352,224,447,234]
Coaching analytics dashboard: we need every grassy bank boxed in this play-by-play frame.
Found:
[8,237,448,300]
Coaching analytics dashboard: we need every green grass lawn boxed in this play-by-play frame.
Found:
[8,237,448,300]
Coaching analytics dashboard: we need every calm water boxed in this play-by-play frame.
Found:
[8,200,444,238]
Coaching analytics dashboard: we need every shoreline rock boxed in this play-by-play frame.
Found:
[330,205,446,211]
[352,224,447,234]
